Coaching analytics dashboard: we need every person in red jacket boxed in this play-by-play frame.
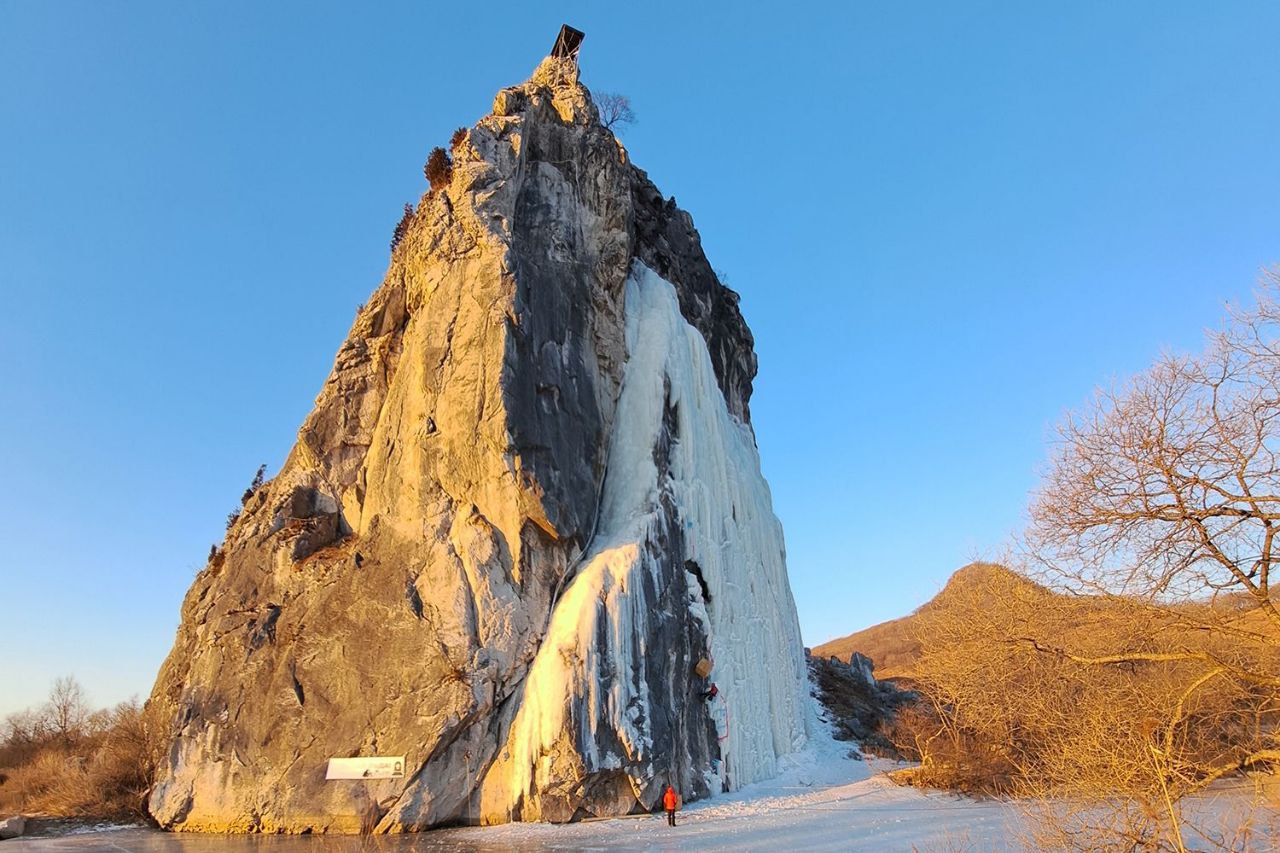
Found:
[662,784,680,826]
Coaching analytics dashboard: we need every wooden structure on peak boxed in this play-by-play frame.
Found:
[551,24,584,62]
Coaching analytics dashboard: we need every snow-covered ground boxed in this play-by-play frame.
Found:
[11,740,1273,851]
[440,758,1020,851]
[13,697,1276,850]
[9,715,1027,851]
[8,754,1024,852]
[434,721,1024,852]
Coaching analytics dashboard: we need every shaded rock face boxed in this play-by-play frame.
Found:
[147,55,807,834]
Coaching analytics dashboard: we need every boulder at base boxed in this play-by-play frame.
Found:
[0,816,25,840]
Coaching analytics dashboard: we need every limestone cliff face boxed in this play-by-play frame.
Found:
[146,54,805,834]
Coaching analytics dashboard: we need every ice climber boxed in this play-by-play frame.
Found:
[663,784,680,826]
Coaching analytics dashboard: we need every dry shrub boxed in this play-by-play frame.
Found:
[1,698,154,820]
[424,147,452,192]
[883,702,1017,796]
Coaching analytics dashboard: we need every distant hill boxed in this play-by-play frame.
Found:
[812,563,1040,676]
[815,562,1277,680]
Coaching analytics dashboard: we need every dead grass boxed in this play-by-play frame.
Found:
[0,700,153,821]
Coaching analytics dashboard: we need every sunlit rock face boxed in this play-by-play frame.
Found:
[146,54,808,834]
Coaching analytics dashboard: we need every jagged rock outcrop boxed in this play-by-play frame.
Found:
[808,651,916,757]
[146,48,809,833]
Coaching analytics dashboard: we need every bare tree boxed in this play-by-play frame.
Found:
[1018,271,1280,842]
[0,688,155,819]
[897,558,1276,848]
[43,676,90,748]
[2,709,48,765]
[1030,273,1280,651]
[884,276,1280,848]
[595,92,636,132]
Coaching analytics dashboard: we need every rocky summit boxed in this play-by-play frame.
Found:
[146,42,811,834]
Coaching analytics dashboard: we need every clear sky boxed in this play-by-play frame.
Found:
[2,1,1278,716]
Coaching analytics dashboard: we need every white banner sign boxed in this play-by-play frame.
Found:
[325,756,406,780]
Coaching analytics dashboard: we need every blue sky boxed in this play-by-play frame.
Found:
[2,1,1278,716]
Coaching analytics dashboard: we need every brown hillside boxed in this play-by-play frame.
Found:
[813,562,1274,679]
[812,563,1042,676]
